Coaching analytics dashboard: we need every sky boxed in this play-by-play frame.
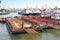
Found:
[1,0,60,9]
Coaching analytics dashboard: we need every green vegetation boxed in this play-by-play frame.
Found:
[0,8,7,12]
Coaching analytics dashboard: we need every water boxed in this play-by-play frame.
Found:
[0,23,60,40]
[0,13,22,18]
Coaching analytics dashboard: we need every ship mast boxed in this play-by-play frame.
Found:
[0,0,1,9]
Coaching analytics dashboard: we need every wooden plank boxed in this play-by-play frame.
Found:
[48,24,60,29]
[24,28,39,34]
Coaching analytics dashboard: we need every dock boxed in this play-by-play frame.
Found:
[24,28,39,34]
[6,16,60,34]
[48,24,60,29]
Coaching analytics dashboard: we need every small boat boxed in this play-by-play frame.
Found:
[0,18,5,23]
[0,11,9,15]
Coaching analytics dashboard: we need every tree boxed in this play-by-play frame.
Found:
[0,8,7,12]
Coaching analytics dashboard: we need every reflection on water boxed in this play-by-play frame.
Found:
[0,23,60,40]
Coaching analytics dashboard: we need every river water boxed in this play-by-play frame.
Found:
[0,23,60,40]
